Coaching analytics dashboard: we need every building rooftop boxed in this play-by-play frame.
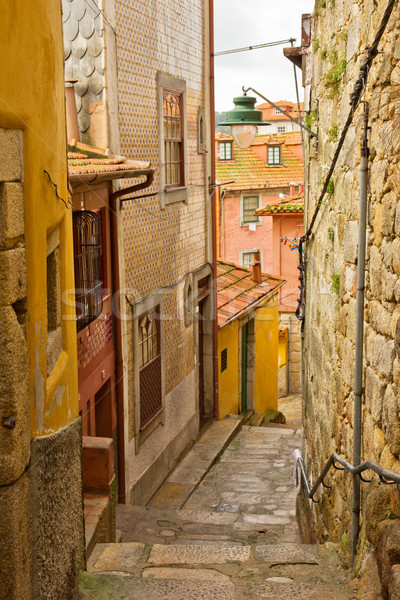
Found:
[68,141,152,185]
[255,100,304,121]
[255,192,304,215]
[215,132,303,192]
[217,261,285,328]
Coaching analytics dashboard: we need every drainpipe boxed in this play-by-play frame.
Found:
[209,0,219,417]
[109,174,154,503]
[352,101,369,563]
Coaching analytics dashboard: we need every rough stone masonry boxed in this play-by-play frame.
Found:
[301,0,400,583]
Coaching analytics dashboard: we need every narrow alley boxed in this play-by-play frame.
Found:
[80,397,359,600]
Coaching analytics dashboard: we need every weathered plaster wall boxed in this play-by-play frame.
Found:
[302,0,400,554]
[0,1,83,597]
[218,320,240,418]
[254,297,279,413]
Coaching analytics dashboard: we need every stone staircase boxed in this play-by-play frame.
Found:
[79,413,372,599]
[81,539,355,599]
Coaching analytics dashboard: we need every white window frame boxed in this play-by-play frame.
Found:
[277,126,286,133]
[240,194,261,226]
[157,72,188,208]
[132,289,165,452]
[218,141,233,161]
[239,248,265,271]
[268,146,281,165]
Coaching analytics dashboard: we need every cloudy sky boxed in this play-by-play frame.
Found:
[214,0,315,112]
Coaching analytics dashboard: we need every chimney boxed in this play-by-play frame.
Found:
[289,182,296,197]
[65,78,80,143]
[251,250,262,284]
[299,182,304,193]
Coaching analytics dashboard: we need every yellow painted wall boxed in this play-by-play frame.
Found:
[254,293,279,413]
[0,0,78,435]
[218,320,239,418]
[278,328,288,368]
[218,292,279,418]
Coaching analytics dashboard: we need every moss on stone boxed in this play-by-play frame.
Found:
[263,410,286,424]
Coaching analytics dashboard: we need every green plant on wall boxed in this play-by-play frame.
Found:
[326,179,335,196]
[326,123,339,142]
[324,52,347,98]
[328,227,334,241]
[329,0,335,7]
[321,45,328,60]
[305,109,318,129]
[320,0,326,7]
[330,274,340,294]
[313,37,320,52]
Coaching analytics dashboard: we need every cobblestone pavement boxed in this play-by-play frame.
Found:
[80,396,361,599]
[182,425,303,545]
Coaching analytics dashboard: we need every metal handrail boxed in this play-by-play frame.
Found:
[295,451,400,504]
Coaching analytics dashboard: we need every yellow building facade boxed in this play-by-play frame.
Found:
[217,262,283,419]
[0,2,83,599]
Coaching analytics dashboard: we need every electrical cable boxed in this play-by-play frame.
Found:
[212,38,296,57]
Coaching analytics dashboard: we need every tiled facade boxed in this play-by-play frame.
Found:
[64,0,212,503]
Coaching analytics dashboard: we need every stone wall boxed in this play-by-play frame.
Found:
[302,0,400,557]
[279,313,302,395]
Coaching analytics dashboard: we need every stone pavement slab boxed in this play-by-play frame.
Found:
[80,572,235,600]
[254,544,319,564]
[148,543,251,564]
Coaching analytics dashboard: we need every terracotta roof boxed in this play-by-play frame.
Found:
[68,141,152,185]
[255,192,304,215]
[215,133,303,192]
[256,101,304,122]
[217,261,285,328]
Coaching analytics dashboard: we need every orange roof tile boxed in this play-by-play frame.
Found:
[255,192,304,215]
[217,261,285,328]
[254,192,304,217]
[215,133,303,192]
[68,141,152,185]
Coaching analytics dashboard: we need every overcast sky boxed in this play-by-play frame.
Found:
[214,0,315,112]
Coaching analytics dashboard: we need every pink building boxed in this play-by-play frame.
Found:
[216,131,304,394]
[216,131,304,312]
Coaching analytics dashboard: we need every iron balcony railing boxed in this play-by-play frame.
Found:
[294,450,400,504]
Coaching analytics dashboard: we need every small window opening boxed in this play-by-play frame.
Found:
[221,348,228,373]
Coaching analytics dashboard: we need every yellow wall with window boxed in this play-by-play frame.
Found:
[218,293,279,418]
[218,320,239,418]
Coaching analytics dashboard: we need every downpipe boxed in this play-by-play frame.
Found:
[352,101,369,565]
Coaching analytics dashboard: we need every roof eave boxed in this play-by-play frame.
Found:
[218,280,286,329]
[69,166,154,187]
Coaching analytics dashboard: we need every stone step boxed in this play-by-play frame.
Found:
[82,541,354,600]
[116,502,300,546]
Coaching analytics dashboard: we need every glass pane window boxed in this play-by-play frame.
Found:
[278,126,286,133]
[241,252,254,268]
[218,141,232,160]
[242,196,260,223]
[138,312,159,368]
[73,211,103,332]
[163,91,183,187]
[268,146,281,165]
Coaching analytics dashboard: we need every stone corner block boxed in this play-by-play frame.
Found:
[0,182,24,246]
[0,129,23,183]
[0,246,26,304]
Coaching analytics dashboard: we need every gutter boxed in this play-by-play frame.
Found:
[109,171,154,503]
